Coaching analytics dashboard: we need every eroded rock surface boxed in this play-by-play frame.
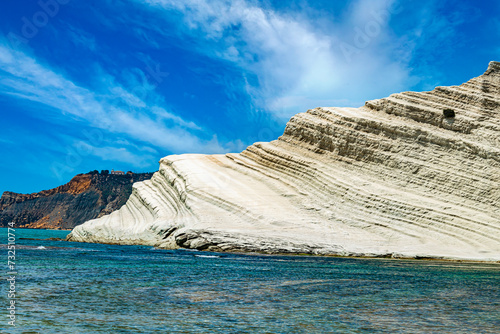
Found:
[67,62,500,261]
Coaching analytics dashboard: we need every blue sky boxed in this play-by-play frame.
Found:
[0,0,498,194]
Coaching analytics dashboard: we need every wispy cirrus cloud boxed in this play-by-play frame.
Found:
[132,0,414,119]
[0,41,231,157]
[0,0,494,195]
[65,24,98,52]
[74,141,156,167]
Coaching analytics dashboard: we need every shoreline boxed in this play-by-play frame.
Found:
[7,227,498,263]
[64,238,500,264]
[0,226,73,231]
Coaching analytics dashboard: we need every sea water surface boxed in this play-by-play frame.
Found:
[1,228,499,333]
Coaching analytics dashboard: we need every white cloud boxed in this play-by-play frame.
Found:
[0,42,232,156]
[136,0,414,119]
[75,141,155,168]
[66,24,98,52]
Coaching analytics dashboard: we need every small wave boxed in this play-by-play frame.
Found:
[194,255,220,258]
[36,246,46,250]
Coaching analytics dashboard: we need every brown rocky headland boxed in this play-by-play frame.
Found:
[0,171,153,229]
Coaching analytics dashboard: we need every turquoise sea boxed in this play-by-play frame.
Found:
[1,228,499,333]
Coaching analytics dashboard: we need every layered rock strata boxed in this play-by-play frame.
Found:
[68,62,500,261]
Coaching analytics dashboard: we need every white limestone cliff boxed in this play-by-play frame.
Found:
[67,62,500,261]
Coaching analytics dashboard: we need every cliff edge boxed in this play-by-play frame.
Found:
[0,171,154,229]
[67,62,500,261]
